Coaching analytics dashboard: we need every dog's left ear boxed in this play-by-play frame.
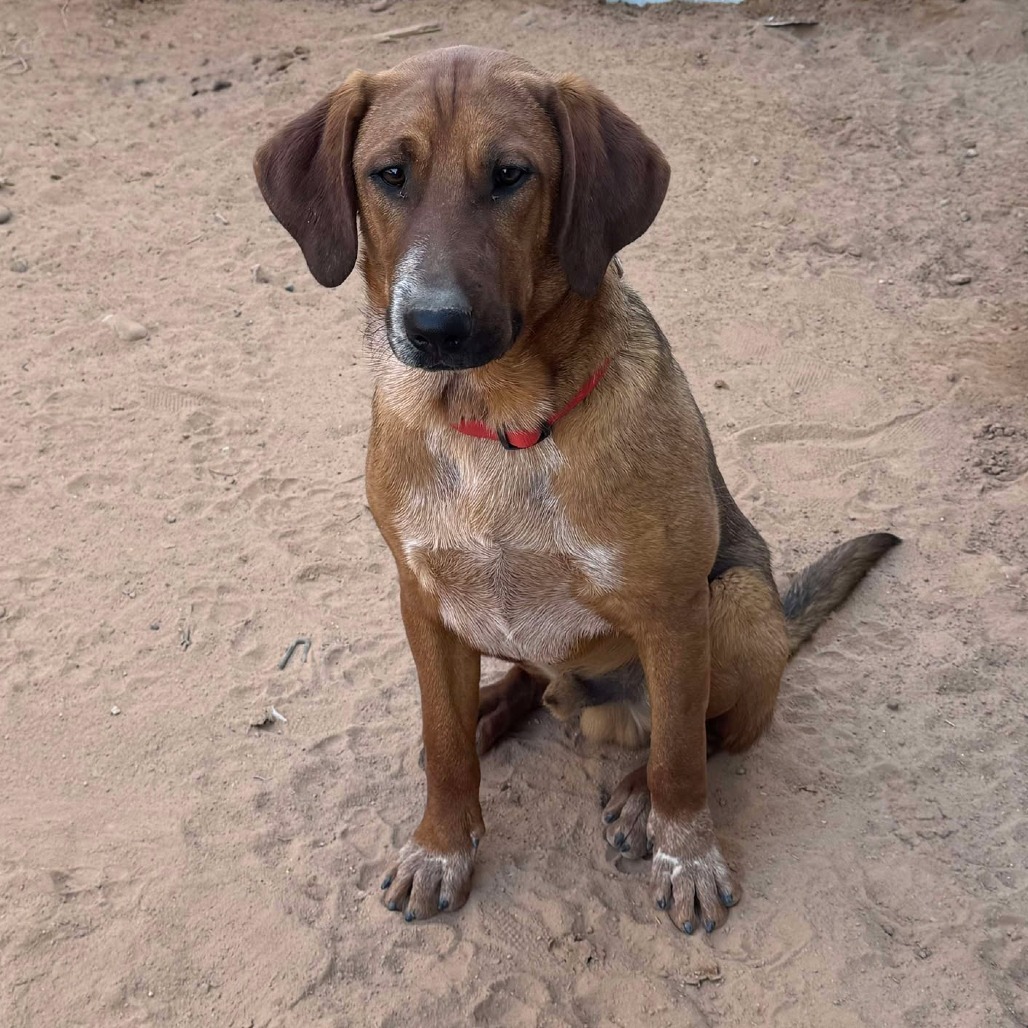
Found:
[253,71,369,288]
[545,75,671,298]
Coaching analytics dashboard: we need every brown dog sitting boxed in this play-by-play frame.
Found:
[253,46,899,935]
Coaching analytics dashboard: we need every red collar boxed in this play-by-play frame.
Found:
[452,358,611,450]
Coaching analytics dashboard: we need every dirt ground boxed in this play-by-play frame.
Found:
[1,0,1026,1025]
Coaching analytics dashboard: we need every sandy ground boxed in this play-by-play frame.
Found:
[1,0,1026,1025]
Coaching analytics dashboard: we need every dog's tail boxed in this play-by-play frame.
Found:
[782,532,901,655]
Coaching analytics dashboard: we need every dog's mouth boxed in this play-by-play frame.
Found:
[386,311,523,372]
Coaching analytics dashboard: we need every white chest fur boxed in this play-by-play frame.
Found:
[395,433,621,665]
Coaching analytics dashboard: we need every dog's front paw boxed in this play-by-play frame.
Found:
[648,807,738,935]
[380,831,478,921]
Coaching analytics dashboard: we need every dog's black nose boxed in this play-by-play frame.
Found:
[403,307,473,353]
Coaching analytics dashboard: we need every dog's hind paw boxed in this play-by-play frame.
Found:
[602,763,651,859]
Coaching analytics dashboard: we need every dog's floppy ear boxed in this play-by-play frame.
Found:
[547,75,670,298]
[253,71,369,288]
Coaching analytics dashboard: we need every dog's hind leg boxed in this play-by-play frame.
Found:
[705,566,791,753]
[475,665,549,755]
[707,533,899,751]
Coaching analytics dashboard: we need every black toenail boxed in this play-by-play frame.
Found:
[381,876,392,890]
[404,910,415,923]
[613,832,625,847]
[603,811,616,824]
[657,898,667,911]
[683,921,694,935]
[704,919,715,934]
[387,901,397,911]
[721,892,735,907]
[438,898,450,911]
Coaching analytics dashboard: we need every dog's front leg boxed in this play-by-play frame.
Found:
[381,572,484,921]
[639,585,739,935]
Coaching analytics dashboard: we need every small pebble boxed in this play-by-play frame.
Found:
[10,257,28,273]
[735,766,747,775]
[110,705,121,716]
[0,204,11,224]
[965,148,978,158]
[149,622,160,631]
[103,313,149,341]
[887,700,900,711]
[370,0,393,10]
[252,263,271,284]
[284,283,295,293]
[714,379,728,389]
[164,513,177,524]
[212,79,232,92]
[946,273,972,286]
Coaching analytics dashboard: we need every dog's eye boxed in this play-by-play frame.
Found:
[492,165,527,191]
[377,166,406,189]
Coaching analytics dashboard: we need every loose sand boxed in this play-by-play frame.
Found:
[1,1,1026,1025]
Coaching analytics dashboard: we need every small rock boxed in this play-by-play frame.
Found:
[965,148,978,158]
[103,313,149,341]
[0,606,6,618]
[946,273,972,286]
[751,156,760,165]
[284,283,295,293]
[882,923,895,937]
[164,513,177,524]
[713,379,728,390]
[149,622,160,631]
[959,211,971,222]
[735,766,747,775]
[252,263,271,284]
[0,204,11,224]
[370,0,393,10]
[887,700,900,711]
[110,705,121,716]
[212,79,232,92]
[10,257,28,273]
[917,946,931,960]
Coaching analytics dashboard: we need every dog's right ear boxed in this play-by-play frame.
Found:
[253,71,369,288]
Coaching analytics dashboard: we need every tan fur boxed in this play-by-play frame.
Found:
[580,702,652,750]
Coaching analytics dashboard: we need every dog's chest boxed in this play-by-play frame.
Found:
[396,443,619,665]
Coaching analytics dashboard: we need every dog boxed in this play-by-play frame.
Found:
[253,45,899,935]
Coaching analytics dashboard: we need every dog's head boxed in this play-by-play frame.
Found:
[253,46,669,372]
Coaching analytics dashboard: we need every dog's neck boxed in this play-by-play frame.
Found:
[369,267,632,436]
